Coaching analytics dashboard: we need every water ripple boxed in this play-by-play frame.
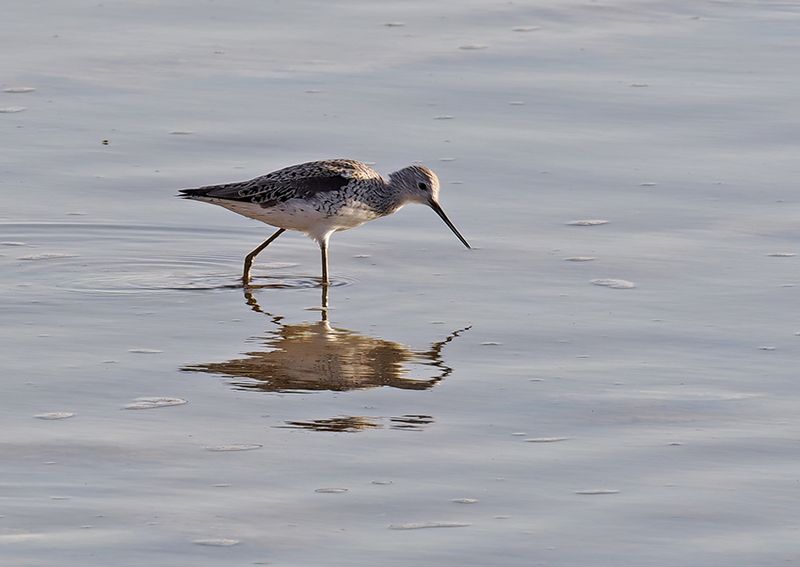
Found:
[1,221,355,294]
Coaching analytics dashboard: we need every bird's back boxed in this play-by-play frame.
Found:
[179,159,382,208]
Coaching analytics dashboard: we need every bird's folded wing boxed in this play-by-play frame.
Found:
[179,159,380,208]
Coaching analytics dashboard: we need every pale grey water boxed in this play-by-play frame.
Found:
[2,1,800,565]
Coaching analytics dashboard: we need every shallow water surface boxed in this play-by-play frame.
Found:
[2,1,800,565]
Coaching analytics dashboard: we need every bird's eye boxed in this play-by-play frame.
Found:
[417,182,428,191]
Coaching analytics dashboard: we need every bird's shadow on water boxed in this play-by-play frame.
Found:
[180,287,470,432]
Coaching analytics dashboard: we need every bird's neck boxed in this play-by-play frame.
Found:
[364,177,406,216]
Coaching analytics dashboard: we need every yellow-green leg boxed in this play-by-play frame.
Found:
[243,228,285,286]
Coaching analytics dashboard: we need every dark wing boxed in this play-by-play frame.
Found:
[179,159,373,208]
[179,175,349,208]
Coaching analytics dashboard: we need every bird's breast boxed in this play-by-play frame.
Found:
[326,202,383,230]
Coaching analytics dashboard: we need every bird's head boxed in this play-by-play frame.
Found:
[389,164,470,249]
[389,164,441,205]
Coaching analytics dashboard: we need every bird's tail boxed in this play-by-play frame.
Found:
[177,187,212,199]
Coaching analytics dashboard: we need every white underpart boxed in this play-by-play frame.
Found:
[198,197,388,243]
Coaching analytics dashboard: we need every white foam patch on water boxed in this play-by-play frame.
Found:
[0,529,133,545]
[389,522,471,530]
[19,252,79,260]
[574,489,620,495]
[124,397,187,410]
[608,389,761,402]
[0,106,27,113]
[34,412,75,420]
[567,219,609,226]
[524,437,569,443]
[192,538,240,546]
[0,533,46,543]
[205,444,262,452]
[4,87,36,93]
[591,279,636,289]
[128,348,163,354]
[1,241,27,246]
[315,487,349,493]
[766,252,796,257]
[451,498,478,504]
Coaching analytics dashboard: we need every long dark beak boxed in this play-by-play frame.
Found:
[429,199,471,249]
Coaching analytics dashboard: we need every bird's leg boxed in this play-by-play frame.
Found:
[243,228,285,286]
[319,235,330,286]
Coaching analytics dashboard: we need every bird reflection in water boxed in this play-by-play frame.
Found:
[181,288,469,431]
[280,414,436,433]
